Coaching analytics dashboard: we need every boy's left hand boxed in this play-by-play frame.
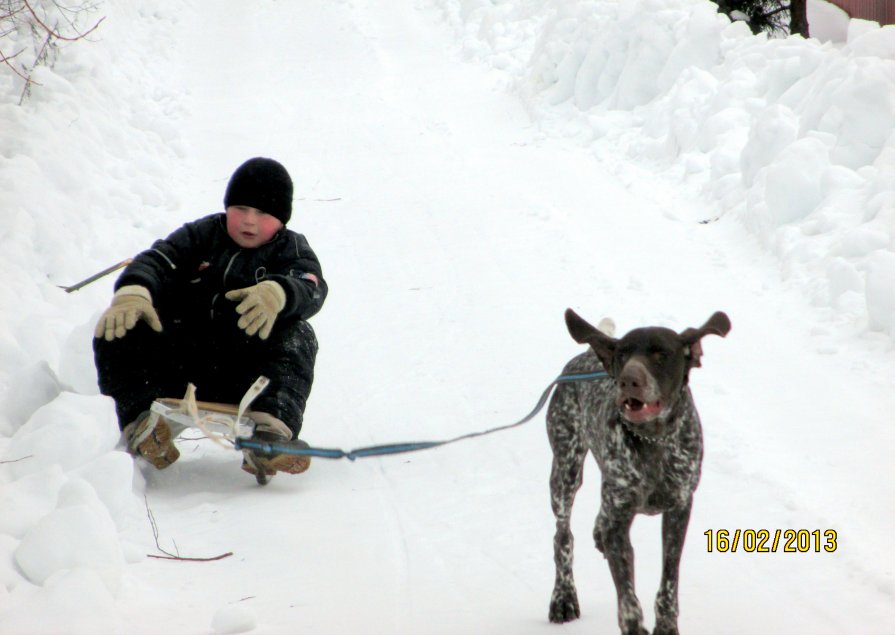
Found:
[225,281,287,340]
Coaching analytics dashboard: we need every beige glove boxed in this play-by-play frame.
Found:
[94,285,163,341]
[225,280,286,340]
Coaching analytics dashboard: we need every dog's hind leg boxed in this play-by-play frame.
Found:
[547,397,588,623]
[653,500,693,635]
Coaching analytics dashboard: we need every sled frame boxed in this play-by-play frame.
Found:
[141,376,270,446]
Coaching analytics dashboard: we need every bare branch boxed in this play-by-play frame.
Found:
[148,552,234,562]
[18,26,52,104]
[0,6,26,22]
[21,0,105,42]
[2,1,107,102]
[0,454,33,464]
[761,5,790,18]
[144,495,234,563]
[0,47,31,82]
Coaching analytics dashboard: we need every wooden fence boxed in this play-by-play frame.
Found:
[826,0,895,25]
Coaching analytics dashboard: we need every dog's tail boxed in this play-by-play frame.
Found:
[597,317,616,337]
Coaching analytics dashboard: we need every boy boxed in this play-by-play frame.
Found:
[93,157,327,480]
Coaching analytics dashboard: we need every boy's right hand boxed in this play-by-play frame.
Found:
[94,285,163,341]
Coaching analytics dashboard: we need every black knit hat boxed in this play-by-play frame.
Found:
[223,157,293,224]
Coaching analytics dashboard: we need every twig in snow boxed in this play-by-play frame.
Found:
[144,495,233,562]
[148,552,233,562]
[177,435,209,442]
[0,454,33,464]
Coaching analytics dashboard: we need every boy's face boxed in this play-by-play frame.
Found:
[226,205,284,248]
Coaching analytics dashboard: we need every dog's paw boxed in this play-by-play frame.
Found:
[548,588,581,623]
[620,620,650,635]
[652,622,679,635]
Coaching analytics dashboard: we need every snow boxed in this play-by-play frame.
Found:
[212,604,259,635]
[0,0,893,634]
[439,0,895,326]
[14,478,126,592]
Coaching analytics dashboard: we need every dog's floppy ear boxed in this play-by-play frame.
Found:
[565,308,617,372]
[680,311,731,369]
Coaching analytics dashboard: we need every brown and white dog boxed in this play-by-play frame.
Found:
[547,308,730,635]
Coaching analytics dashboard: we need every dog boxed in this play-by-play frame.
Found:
[547,308,730,635]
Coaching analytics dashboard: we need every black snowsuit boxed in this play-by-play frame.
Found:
[93,213,327,436]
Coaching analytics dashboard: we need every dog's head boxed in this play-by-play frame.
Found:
[565,309,730,433]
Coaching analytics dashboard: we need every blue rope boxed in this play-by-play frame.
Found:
[235,370,609,461]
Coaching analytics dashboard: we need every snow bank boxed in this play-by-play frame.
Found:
[0,0,190,408]
[15,477,126,592]
[0,0,188,625]
[0,567,119,635]
[431,0,895,342]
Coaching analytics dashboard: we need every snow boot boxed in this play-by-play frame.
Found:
[240,412,311,484]
[123,412,180,469]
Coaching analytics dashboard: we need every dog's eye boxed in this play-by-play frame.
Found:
[651,350,668,363]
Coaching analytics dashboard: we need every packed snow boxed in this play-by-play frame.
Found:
[0,0,893,633]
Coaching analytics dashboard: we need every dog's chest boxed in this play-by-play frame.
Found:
[576,376,703,513]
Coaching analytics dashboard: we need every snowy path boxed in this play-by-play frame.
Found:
[103,2,894,633]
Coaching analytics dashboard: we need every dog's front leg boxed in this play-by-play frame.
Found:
[653,500,693,635]
[547,415,588,623]
[595,509,649,635]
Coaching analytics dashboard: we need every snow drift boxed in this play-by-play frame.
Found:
[433,0,895,339]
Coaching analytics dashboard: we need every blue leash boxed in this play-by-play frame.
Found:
[235,370,608,461]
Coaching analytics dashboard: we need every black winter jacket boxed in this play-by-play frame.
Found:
[116,213,327,329]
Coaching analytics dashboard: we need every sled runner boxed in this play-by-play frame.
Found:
[144,376,311,485]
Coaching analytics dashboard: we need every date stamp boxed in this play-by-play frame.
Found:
[704,529,837,553]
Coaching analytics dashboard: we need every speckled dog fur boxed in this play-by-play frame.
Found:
[547,309,730,635]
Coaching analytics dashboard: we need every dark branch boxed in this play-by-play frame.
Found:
[144,495,234,563]
[761,5,790,18]
[0,453,33,464]
[21,0,105,42]
[148,552,234,562]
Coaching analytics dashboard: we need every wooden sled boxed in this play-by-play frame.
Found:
[145,377,310,485]
[149,396,256,442]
